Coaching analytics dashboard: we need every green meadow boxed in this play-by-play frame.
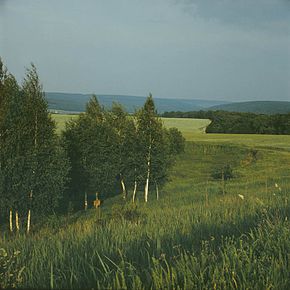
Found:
[52,114,211,136]
[52,114,78,134]
[1,114,289,289]
[52,114,290,150]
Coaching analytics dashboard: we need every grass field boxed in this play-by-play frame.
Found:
[1,114,289,289]
[162,117,211,134]
[52,114,78,134]
[52,114,211,135]
[52,114,290,150]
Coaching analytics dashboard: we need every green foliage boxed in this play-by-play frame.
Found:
[111,203,145,224]
[62,96,119,204]
[208,100,290,114]
[136,94,172,190]
[63,94,183,205]
[0,60,69,218]
[0,248,24,289]
[107,103,140,193]
[211,164,234,181]
[162,110,290,135]
[167,127,185,155]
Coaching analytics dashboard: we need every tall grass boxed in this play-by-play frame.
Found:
[1,142,289,289]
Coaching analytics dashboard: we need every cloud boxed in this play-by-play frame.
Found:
[174,0,290,32]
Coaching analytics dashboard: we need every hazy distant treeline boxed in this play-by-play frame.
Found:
[162,110,290,135]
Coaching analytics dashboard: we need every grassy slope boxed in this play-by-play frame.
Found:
[1,115,290,289]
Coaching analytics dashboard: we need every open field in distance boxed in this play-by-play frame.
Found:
[52,114,290,151]
[52,114,211,135]
[52,114,78,134]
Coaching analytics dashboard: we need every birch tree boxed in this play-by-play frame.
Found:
[63,96,120,205]
[107,103,140,199]
[21,64,69,218]
[0,60,22,226]
[136,94,164,202]
[0,62,69,231]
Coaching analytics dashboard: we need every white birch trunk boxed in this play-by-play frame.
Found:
[84,192,88,210]
[9,209,13,232]
[15,211,19,231]
[121,178,127,199]
[27,209,31,234]
[144,142,151,203]
[144,167,150,203]
[156,182,159,200]
[132,181,137,203]
[27,190,33,234]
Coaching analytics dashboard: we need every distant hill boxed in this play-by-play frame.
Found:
[45,92,230,114]
[208,101,290,114]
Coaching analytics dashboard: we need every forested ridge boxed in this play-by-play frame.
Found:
[162,110,290,134]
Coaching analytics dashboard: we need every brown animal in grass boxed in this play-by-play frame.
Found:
[93,199,101,208]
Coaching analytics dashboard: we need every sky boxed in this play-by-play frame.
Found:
[0,0,289,101]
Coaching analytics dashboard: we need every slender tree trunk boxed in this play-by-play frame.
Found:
[27,209,31,234]
[120,176,127,199]
[9,209,13,232]
[156,182,159,200]
[15,211,19,231]
[84,192,88,210]
[144,165,150,203]
[27,190,32,234]
[133,180,137,203]
[144,143,152,203]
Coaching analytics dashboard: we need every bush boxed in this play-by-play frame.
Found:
[211,164,234,181]
[0,248,24,289]
[241,149,260,166]
[111,203,145,225]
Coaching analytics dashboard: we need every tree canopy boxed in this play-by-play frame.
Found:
[0,60,69,220]
[62,93,185,205]
[162,110,290,135]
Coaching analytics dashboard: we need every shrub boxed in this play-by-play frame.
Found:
[0,248,24,289]
[241,149,260,166]
[211,164,234,181]
[111,203,145,224]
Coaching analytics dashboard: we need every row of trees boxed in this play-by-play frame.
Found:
[162,110,290,134]
[63,94,185,207]
[0,60,69,231]
[0,59,185,230]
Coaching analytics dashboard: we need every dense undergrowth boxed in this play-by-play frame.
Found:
[1,142,290,289]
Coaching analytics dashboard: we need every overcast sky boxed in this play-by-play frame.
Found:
[0,0,289,101]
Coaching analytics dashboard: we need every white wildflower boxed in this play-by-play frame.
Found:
[238,194,244,200]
